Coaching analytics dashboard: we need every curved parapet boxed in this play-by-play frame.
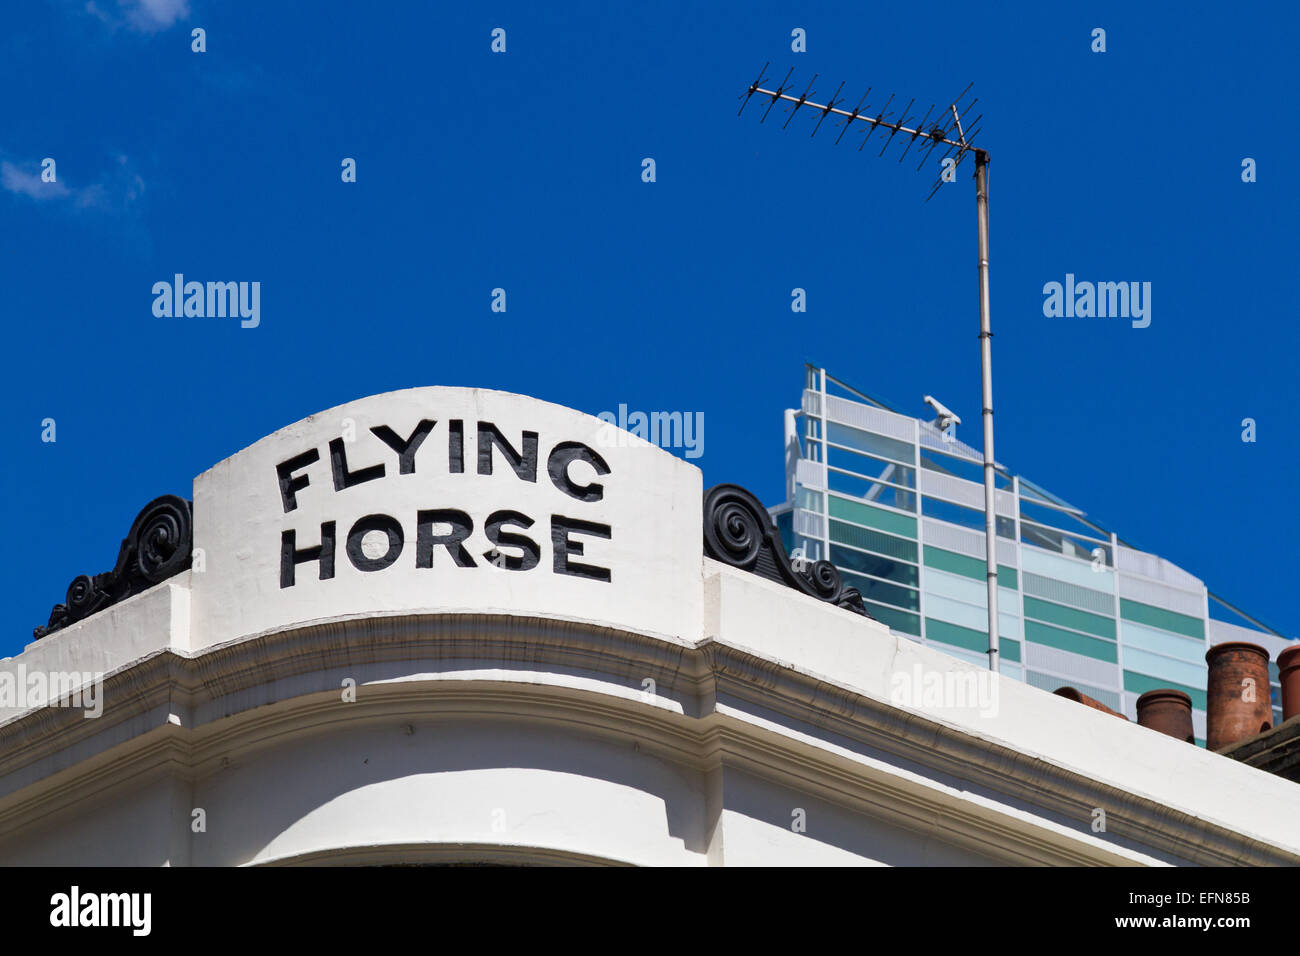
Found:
[188,386,702,650]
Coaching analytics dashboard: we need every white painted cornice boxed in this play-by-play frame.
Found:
[1,596,1291,866]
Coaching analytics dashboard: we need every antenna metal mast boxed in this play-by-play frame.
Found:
[740,65,1001,672]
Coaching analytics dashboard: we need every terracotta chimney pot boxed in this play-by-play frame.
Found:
[1136,688,1195,744]
[1276,644,1300,722]
[1205,642,1272,751]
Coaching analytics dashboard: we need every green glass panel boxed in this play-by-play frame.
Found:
[842,570,920,611]
[925,617,1021,661]
[829,520,918,563]
[1119,598,1204,640]
[1023,596,1115,639]
[922,546,1017,588]
[828,495,917,538]
[830,545,918,587]
[927,618,985,653]
[1025,620,1118,663]
[795,487,823,512]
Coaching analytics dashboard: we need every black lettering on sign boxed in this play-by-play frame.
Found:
[273,414,619,588]
[281,522,336,587]
[416,509,476,568]
[346,514,405,572]
[448,420,465,474]
[330,438,385,491]
[277,449,320,513]
[477,422,538,482]
[547,442,610,503]
[551,515,612,582]
[371,420,435,475]
[483,510,541,571]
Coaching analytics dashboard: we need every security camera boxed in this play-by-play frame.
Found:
[923,395,961,432]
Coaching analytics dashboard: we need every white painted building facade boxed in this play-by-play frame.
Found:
[1,388,1296,866]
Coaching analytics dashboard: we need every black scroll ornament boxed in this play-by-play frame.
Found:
[34,495,194,639]
[702,484,870,618]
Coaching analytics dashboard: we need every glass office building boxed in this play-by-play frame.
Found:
[771,366,1290,746]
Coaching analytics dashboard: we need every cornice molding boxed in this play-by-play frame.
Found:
[1,610,1291,866]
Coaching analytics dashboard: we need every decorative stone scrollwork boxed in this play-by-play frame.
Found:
[34,495,194,639]
[702,484,871,619]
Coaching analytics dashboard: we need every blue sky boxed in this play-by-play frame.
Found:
[3,0,1296,654]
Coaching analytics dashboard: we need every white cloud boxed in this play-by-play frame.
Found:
[1,155,144,213]
[0,162,69,200]
[83,0,190,33]
[121,0,189,31]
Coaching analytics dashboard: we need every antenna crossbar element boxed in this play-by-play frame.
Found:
[859,93,894,151]
[811,81,845,138]
[878,97,915,156]
[782,74,818,129]
[898,103,935,162]
[833,89,869,144]
[742,71,975,153]
[740,67,981,201]
[759,67,796,123]
[737,62,771,117]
